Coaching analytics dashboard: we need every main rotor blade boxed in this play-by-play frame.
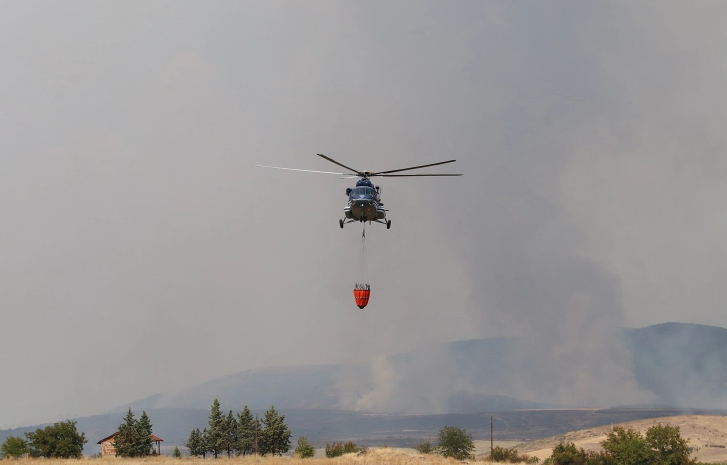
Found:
[379,173,463,177]
[317,154,361,174]
[371,159,457,175]
[253,165,351,175]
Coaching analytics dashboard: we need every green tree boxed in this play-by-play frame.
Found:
[135,411,154,456]
[1,436,28,458]
[223,410,237,457]
[207,399,225,458]
[295,436,315,458]
[259,405,292,456]
[601,427,652,465]
[186,428,204,457]
[414,439,434,454]
[236,406,255,456]
[435,426,475,461]
[114,408,138,457]
[254,415,262,455]
[645,424,694,465]
[25,420,87,458]
[202,428,210,458]
[173,446,182,458]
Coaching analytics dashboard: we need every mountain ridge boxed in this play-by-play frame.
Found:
[111,322,727,414]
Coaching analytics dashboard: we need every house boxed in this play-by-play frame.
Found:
[97,433,164,456]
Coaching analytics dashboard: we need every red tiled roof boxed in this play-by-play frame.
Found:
[97,432,164,444]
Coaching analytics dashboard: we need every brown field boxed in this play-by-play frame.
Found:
[515,415,727,463]
[1,449,467,465]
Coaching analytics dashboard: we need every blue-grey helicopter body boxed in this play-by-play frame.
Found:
[254,154,461,229]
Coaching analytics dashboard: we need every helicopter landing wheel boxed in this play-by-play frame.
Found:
[339,219,344,229]
[386,220,391,229]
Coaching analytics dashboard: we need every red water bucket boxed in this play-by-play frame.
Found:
[353,288,371,309]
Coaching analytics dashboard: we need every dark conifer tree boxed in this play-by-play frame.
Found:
[259,405,291,456]
[114,409,137,458]
[207,399,224,458]
[236,406,255,456]
[223,410,237,457]
[185,428,203,457]
[201,428,209,459]
[135,411,154,456]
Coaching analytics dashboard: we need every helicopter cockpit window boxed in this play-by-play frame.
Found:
[350,187,376,197]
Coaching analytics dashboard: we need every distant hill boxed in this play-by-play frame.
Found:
[111,365,352,413]
[110,323,727,415]
[5,322,727,455]
[624,322,727,408]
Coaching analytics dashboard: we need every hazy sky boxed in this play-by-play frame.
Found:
[2,1,727,427]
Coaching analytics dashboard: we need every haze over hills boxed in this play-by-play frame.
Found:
[110,323,727,415]
[3,322,727,455]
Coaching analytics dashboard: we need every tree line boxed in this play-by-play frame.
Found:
[185,399,292,458]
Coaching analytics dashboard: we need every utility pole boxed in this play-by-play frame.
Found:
[254,413,259,456]
[491,415,494,462]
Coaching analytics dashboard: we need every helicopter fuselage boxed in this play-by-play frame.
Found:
[344,179,386,223]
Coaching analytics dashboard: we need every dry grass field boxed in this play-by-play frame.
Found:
[1,449,469,465]
[516,415,727,463]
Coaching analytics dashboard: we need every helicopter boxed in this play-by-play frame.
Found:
[254,154,462,229]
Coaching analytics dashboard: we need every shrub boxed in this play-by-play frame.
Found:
[342,440,360,454]
[325,442,344,458]
[492,446,533,463]
[547,442,616,465]
[172,446,182,458]
[325,441,361,457]
[415,440,434,454]
[295,436,315,458]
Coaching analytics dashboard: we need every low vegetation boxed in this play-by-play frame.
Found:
[325,440,362,458]
[295,436,315,458]
[492,445,539,463]
[545,424,694,465]
[414,439,435,454]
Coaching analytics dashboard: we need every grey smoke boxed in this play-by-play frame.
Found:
[1,1,727,427]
